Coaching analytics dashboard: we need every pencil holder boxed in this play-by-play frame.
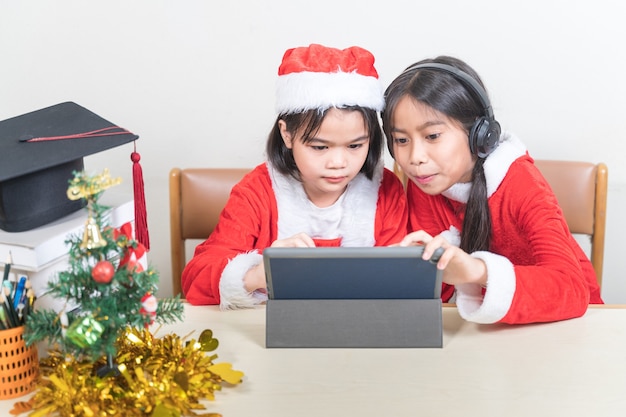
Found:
[0,325,39,399]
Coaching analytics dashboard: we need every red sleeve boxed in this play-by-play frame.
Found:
[406,157,602,319]
[498,160,602,323]
[181,165,277,305]
[373,168,409,246]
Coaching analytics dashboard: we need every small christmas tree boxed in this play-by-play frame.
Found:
[24,169,184,368]
[18,169,243,417]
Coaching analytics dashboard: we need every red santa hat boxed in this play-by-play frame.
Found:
[275,44,384,115]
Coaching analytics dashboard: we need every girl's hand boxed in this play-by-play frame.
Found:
[397,231,487,287]
[243,262,267,292]
[270,232,316,248]
[243,233,316,292]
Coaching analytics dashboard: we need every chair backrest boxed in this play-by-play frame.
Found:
[392,160,608,287]
[533,160,608,286]
[169,168,249,296]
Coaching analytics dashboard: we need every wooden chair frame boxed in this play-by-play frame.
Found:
[169,167,249,296]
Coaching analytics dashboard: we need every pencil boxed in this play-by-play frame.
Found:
[0,291,16,328]
[2,283,19,327]
[0,306,8,329]
[22,288,35,325]
[2,251,12,283]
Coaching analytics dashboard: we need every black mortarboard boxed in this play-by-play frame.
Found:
[0,102,138,232]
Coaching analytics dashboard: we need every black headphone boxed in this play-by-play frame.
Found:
[404,62,501,158]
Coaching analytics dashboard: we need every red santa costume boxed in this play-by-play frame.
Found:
[408,131,603,324]
[183,162,407,307]
[182,44,408,308]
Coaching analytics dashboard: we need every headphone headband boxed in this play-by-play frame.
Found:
[403,62,494,120]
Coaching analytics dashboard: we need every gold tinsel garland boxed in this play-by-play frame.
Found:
[11,327,244,417]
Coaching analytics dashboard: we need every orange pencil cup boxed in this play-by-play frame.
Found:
[0,326,39,399]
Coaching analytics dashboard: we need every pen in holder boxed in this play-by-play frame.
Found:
[1,253,36,329]
[1,253,39,399]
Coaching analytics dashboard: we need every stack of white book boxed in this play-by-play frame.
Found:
[1,191,136,311]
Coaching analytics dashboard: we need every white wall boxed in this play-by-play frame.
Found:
[1,0,624,302]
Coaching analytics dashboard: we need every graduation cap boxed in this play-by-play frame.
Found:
[0,102,147,245]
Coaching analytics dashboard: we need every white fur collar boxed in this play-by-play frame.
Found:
[267,161,383,246]
[442,131,526,203]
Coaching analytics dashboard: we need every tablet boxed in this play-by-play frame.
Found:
[263,246,442,300]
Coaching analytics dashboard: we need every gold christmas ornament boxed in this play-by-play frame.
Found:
[68,169,122,250]
[80,216,107,250]
[66,168,122,201]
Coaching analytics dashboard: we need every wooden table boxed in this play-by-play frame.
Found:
[2,304,625,416]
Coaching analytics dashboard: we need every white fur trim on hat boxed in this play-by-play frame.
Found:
[275,71,384,114]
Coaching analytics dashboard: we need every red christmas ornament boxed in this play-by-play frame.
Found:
[92,260,115,284]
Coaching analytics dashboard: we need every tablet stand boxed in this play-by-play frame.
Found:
[266,298,442,348]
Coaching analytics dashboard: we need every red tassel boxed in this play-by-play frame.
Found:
[131,148,150,251]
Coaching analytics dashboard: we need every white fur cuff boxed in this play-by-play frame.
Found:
[219,251,267,310]
[455,251,516,324]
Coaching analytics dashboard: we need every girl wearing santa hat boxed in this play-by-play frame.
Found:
[383,56,603,325]
[182,44,408,308]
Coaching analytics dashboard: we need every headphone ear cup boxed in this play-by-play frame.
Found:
[469,117,501,158]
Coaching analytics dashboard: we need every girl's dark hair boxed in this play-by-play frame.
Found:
[266,106,383,181]
[381,56,493,253]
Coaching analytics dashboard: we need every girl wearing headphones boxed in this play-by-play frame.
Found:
[383,56,602,324]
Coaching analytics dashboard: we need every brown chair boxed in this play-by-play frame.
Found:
[393,160,608,287]
[533,160,608,287]
[169,168,249,297]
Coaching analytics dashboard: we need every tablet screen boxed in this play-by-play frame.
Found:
[263,246,442,300]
